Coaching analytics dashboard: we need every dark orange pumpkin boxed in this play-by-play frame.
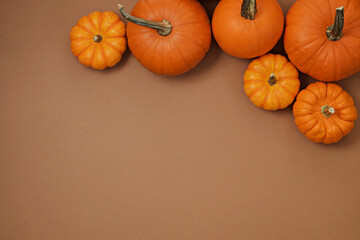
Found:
[212,0,284,59]
[118,0,212,76]
[293,82,357,144]
[284,0,360,82]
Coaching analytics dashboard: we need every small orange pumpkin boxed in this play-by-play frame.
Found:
[284,0,360,82]
[293,82,357,144]
[70,11,127,70]
[244,54,300,110]
[212,0,284,59]
[118,0,211,76]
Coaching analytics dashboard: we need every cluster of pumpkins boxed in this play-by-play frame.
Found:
[70,0,360,144]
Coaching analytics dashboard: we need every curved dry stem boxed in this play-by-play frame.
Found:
[117,4,172,36]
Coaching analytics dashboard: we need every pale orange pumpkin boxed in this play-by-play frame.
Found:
[244,54,300,110]
[70,11,127,70]
[293,82,357,144]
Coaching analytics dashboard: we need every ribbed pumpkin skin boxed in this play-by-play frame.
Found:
[212,0,284,59]
[293,82,357,144]
[244,54,300,110]
[284,0,360,82]
[70,11,127,70]
[126,0,211,76]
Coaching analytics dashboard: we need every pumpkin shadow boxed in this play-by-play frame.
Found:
[197,0,220,19]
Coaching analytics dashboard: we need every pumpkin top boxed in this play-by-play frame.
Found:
[121,0,212,76]
[284,0,360,81]
[293,82,357,144]
[70,11,127,69]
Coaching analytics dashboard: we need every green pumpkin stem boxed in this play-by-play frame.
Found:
[326,6,344,41]
[117,4,172,36]
[321,105,336,117]
[241,0,257,20]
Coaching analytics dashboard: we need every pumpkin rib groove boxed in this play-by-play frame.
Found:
[273,87,282,109]
[172,41,191,69]
[293,102,314,117]
[261,90,270,109]
[278,63,298,77]
[303,116,320,135]
[332,117,345,136]
[98,12,104,33]
[143,0,161,20]
[301,41,329,74]
[336,110,356,122]
[257,57,271,75]
[99,44,107,67]
[170,0,183,19]
[276,83,295,97]
[247,85,267,100]
[159,40,164,75]
[326,89,344,106]
[102,20,120,36]
[102,40,121,53]
[322,118,328,142]
[76,24,94,36]
[305,86,321,101]
[288,37,326,58]
[331,45,337,81]
[103,22,123,36]
[339,40,357,65]
[76,42,95,58]
[146,40,161,73]
[85,16,97,33]
[175,32,208,53]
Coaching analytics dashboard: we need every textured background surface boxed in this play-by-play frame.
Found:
[1,0,360,239]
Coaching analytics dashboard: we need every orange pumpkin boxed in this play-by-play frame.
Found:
[70,11,127,70]
[212,0,284,59]
[284,0,360,82]
[118,0,211,76]
[293,82,357,144]
[244,54,300,110]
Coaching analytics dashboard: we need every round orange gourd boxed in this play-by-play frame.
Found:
[284,0,360,82]
[293,82,357,144]
[70,11,127,70]
[118,0,211,76]
[212,0,284,59]
[244,54,300,110]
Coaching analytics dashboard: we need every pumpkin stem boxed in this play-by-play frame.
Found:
[326,6,344,41]
[117,4,172,36]
[241,0,257,20]
[321,105,335,117]
[93,34,102,43]
[268,73,276,86]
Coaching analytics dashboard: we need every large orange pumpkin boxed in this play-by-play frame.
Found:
[70,11,127,70]
[244,54,300,110]
[118,0,211,76]
[284,0,360,82]
[212,0,284,59]
[293,82,357,144]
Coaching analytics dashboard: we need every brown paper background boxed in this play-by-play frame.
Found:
[1,0,360,239]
